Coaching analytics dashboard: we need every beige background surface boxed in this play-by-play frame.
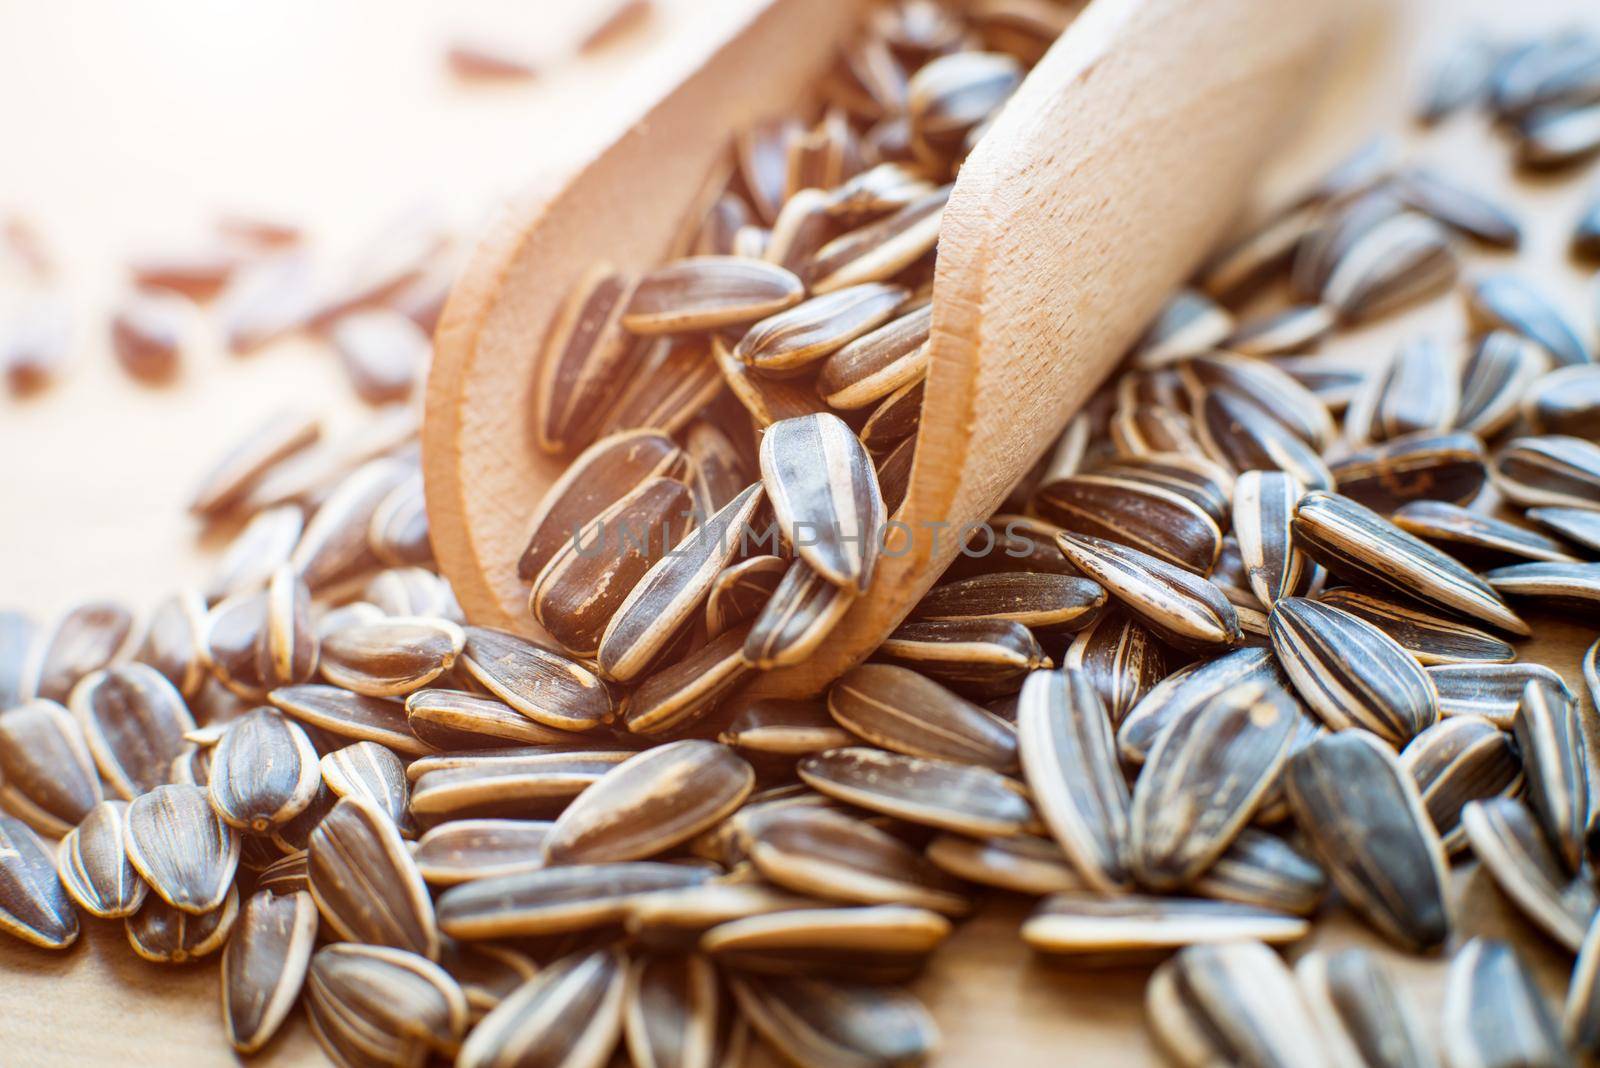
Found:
[0,0,1596,1065]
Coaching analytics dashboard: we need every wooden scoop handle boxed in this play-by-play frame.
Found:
[424,0,1384,694]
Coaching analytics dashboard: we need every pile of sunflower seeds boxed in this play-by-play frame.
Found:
[2,3,1600,1066]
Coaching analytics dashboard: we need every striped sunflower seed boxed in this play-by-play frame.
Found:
[875,434,916,516]
[1268,597,1438,746]
[458,626,618,732]
[1034,471,1223,575]
[859,378,924,457]
[598,484,764,682]
[623,953,724,1068]
[410,749,632,820]
[816,301,931,410]
[1098,453,1235,527]
[1055,532,1241,653]
[221,888,319,1054]
[1322,211,1458,322]
[876,618,1049,696]
[624,881,817,949]
[1490,31,1600,117]
[1131,290,1234,368]
[1442,939,1569,1068]
[1524,364,1600,438]
[1198,202,1322,301]
[289,456,412,590]
[702,555,787,638]
[735,119,800,224]
[741,806,970,916]
[204,591,273,700]
[822,162,931,221]
[1178,352,1335,449]
[546,741,754,865]
[1393,499,1577,565]
[1016,668,1130,893]
[308,797,438,959]
[369,472,433,568]
[704,904,950,982]
[412,819,553,886]
[186,407,320,516]
[1528,506,1600,556]
[827,663,1018,770]
[1024,894,1308,957]
[735,283,907,373]
[330,308,427,404]
[1332,432,1488,515]
[1395,166,1521,247]
[1061,611,1171,726]
[623,256,804,335]
[1118,647,1288,765]
[807,185,949,294]
[797,746,1035,837]
[1295,948,1436,1068]
[1466,273,1593,367]
[530,477,696,657]
[136,588,208,699]
[924,832,1084,896]
[305,943,469,1067]
[458,947,626,1068]
[1109,403,1204,458]
[0,815,78,948]
[1193,388,1334,492]
[126,783,240,915]
[438,862,714,939]
[0,609,34,710]
[760,413,885,593]
[126,884,239,965]
[1417,34,1498,122]
[907,49,1020,164]
[731,973,937,1068]
[912,571,1105,632]
[32,600,133,704]
[1223,304,1338,355]
[270,782,336,855]
[321,741,411,831]
[207,706,321,832]
[0,699,102,836]
[439,941,538,1022]
[1233,470,1312,608]
[762,187,834,276]
[206,505,302,604]
[1513,678,1590,872]
[684,419,751,516]
[1462,797,1596,953]
[1190,828,1328,917]
[1427,662,1571,725]
[1349,338,1462,445]
[56,799,145,918]
[719,696,854,756]
[270,682,432,756]
[1129,682,1299,890]
[1454,330,1548,440]
[1284,731,1451,951]
[1291,491,1529,636]
[599,336,725,446]
[1495,435,1600,510]
[533,265,645,453]
[406,688,576,750]
[1483,561,1600,614]
[1567,912,1600,1055]
[1400,716,1523,854]
[1146,941,1323,1068]
[364,566,461,621]
[624,623,753,735]
[255,851,309,896]
[319,616,465,697]
[713,336,831,428]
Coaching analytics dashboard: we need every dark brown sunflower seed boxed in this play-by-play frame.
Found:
[270,682,430,755]
[254,851,309,896]
[1016,669,1130,893]
[1351,337,1462,445]
[1130,682,1299,890]
[126,884,239,964]
[877,617,1050,696]
[1497,435,1600,511]
[716,696,850,756]
[438,941,538,1021]
[412,819,553,886]
[1096,453,1235,527]
[409,749,632,820]
[1268,354,1368,414]
[1395,167,1521,247]
[318,615,463,698]
[623,881,816,949]
[1455,330,1548,440]
[1484,560,1600,614]
[729,973,936,1068]
[405,688,573,750]
[760,413,885,593]
[0,815,78,949]
[0,698,101,836]
[308,797,437,958]
[1292,491,1529,636]
[1524,364,1600,441]
[1055,532,1241,653]
[320,740,411,831]
[1567,911,1600,1054]
[1443,939,1568,1068]
[1024,894,1308,957]
[56,799,144,919]
[532,265,646,453]
[1332,432,1488,514]
[1117,647,1290,766]
[622,953,722,1068]
[741,806,969,915]
[222,888,319,1054]
[759,186,834,277]
[1322,211,1457,322]
[1394,500,1578,568]
[207,706,321,833]
[330,308,428,404]
[1513,678,1590,872]
[703,904,950,981]
[1284,731,1451,951]
[1148,940,1326,1068]
[827,663,1018,770]
[1519,101,1600,169]
[134,589,207,700]
[439,862,714,940]
[822,161,930,220]
[1527,506,1600,557]
[32,600,133,705]
[704,555,787,639]
[859,378,925,458]
[1131,290,1234,369]
[1178,352,1335,449]
[682,419,751,517]
[603,337,725,443]
[1462,797,1596,953]
[1232,470,1311,608]
[1269,597,1439,746]
[1295,949,1436,1068]
[1190,828,1327,917]
[305,942,469,1066]
[453,947,624,1067]
[361,567,460,621]
[1109,403,1204,459]
[125,783,239,915]
[624,623,753,736]
[203,506,300,605]
[816,300,931,410]
[1427,662,1571,726]
[289,456,412,590]
[1468,273,1592,368]
[1034,472,1223,575]
[458,626,618,732]
[713,337,830,428]
[912,571,1105,632]
[1401,716,1523,854]
[797,747,1035,838]
[1198,202,1322,301]
[875,434,915,516]
[623,256,804,335]
[735,283,907,374]
[1194,389,1334,492]
[187,407,320,516]
[1061,611,1171,726]
[71,663,195,799]
[807,185,949,294]
[906,49,1020,165]
[924,832,1084,895]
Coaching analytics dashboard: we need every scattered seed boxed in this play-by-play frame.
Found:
[438,862,714,940]
[816,301,931,409]
[126,783,240,915]
[1401,716,1523,854]
[269,682,432,756]
[412,819,553,887]
[624,623,754,735]
[305,942,469,1066]
[827,663,1018,770]
[1483,560,1600,614]
[1462,797,1596,953]
[1442,938,1569,1068]
[308,797,438,959]
[1055,532,1241,653]
[0,815,78,949]
[624,257,804,335]
[1025,895,1308,957]
[1190,828,1328,917]
[1427,662,1571,726]
[207,707,321,833]
[797,746,1034,838]
[221,888,319,1054]
[1295,949,1437,1068]
[458,626,618,732]
[1513,678,1590,872]
[1467,273,1593,367]
[126,884,239,964]
[1117,647,1288,766]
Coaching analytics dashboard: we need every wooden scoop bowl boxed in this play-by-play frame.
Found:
[424,0,1395,696]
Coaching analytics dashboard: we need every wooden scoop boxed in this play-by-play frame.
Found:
[424,0,1394,695]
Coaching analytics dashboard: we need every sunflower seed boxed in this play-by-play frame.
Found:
[1147,941,1324,1068]
[623,257,804,335]
[1567,911,1600,1054]
[405,688,574,750]
[827,663,1018,769]
[330,308,428,404]
[875,434,916,516]
[1130,682,1299,889]
[321,741,411,831]
[1325,211,1457,322]
[1179,353,1335,449]
[1484,560,1600,614]
[410,750,632,820]
[1131,290,1234,368]
[318,616,464,698]
[1109,403,1204,458]
[760,413,885,593]
[1098,453,1236,527]
[412,819,553,886]
[1199,202,1322,301]
[816,301,932,410]
[620,953,724,1068]
[1455,331,1549,440]
[797,746,1034,837]
[713,336,831,428]
[705,555,789,638]
[1519,101,1600,170]
[1287,192,1404,296]
[1527,506,1600,558]
[735,283,907,374]
[702,904,949,982]
[924,832,1083,895]
[624,623,754,735]
[366,567,461,622]
[907,49,1020,165]
[1295,948,1436,1068]
[1190,829,1327,917]
[877,618,1049,696]
[222,888,319,1053]
[532,265,647,453]
[759,186,833,277]
[270,682,432,755]
[204,591,273,700]
[66,665,184,800]
[306,942,469,1066]
[742,806,969,915]
[438,941,539,1021]
[603,338,726,444]
[822,161,929,221]
[1060,611,1171,725]
[187,407,320,516]
[1292,491,1529,636]
[207,706,321,832]
[1264,355,1366,414]
[1394,500,1577,567]
[1400,716,1523,853]
[1284,731,1450,951]
[1035,472,1223,575]
[717,696,853,756]
[1118,647,1288,765]
[32,600,134,705]
[808,185,949,294]
[1358,338,1466,445]
[1333,433,1489,516]
[1524,364,1600,440]
[1444,938,1571,1068]
[126,884,239,964]
[1194,389,1334,492]
[1427,662,1571,725]
[1467,274,1592,368]
[1513,678,1590,872]
[912,571,1104,632]
[458,626,618,732]
[1024,894,1308,957]
[262,567,319,688]
[125,783,239,915]
[365,474,434,570]
[1055,532,1241,653]
[56,799,144,919]
[0,815,78,949]
[1233,471,1311,608]
[1395,167,1521,247]
[0,698,101,836]
[1417,35,1497,121]
[289,456,412,590]
[625,881,818,950]
[1462,797,1596,953]
[1497,435,1600,510]
[682,420,751,518]
[731,973,937,1068]
[308,797,437,958]
[439,862,713,940]
[1016,668,1130,893]
[256,851,309,896]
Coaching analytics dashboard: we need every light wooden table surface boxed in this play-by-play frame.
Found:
[0,0,1596,1065]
